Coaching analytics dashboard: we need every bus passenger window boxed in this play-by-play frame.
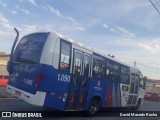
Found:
[83,55,90,77]
[106,69,109,75]
[106,61,113,80]
[92,54,105,78]
[72,51,82,87]
[120,66,130,84]
[135,74,139,94]
[130,73,135,93]
[106,60,120,81]
[74,53,82,76]
[59,40,71,71]
[82,55,90,87]
[139,74,144,89]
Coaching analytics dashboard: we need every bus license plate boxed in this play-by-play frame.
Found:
[15,90,21,97]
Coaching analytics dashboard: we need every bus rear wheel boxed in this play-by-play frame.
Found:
[86,98,100,117]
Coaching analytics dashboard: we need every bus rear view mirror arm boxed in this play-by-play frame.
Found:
[10,27,19,61]
[7,27,19,73]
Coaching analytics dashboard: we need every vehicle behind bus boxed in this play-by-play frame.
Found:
[0,75,8,86]
[7,29,146,116]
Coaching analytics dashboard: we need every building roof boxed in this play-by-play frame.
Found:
[0,52,6,55]
[146,78,160,84]
[0,54,10,57]
[0,65,8,75]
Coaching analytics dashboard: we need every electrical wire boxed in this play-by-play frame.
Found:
[150,0,160,15]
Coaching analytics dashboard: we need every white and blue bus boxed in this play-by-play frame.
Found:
[7,28,146,116]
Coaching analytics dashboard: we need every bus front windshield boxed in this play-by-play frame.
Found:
[13,33,49,64]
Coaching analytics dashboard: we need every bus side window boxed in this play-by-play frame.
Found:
[106,60,113,80]
[59,40,71,72]
[112,62,120,81]
[83,55,90,77]
[135,74,139,93]
[92,54,105,78]
[139,75,144,89]
[106,60,120,81]
[130,73,135,93]
[120,66,130,84]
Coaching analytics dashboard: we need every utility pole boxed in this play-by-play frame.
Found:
[134,61,136,68]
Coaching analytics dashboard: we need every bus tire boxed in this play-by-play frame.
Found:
[133,99,141,111]
[85,98,100,117]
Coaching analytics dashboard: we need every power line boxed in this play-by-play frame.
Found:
[155,0,160,8]
[150,0,160,15]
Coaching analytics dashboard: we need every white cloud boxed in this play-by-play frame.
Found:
[102,24,108,29]
[27,0,37,6]
[116,26,136,38]
[11,10,17,15]
[110,28,119,34]
[102,23,136,38]
[0,30,14,40]
[66,16,86,32]
[21,9,30,15]
[0,30,17,54]
[0,1,7,7]
[2,3,6,7]
[138,42,160,54]
[77,27,86,31]
[0,24,42,53]
[67,16,76,22]
[109,26,136,38]
[15,5,19,9]
[18,24,40,37]
[0,13,13,29]
[47,5,63,18]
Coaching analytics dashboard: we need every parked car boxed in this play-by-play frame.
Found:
[145,92,160,101]
[0,75,8,86]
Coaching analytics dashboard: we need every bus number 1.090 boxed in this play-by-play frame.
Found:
[57,74,70,82]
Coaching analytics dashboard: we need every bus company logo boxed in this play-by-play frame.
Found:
[94,80,103,91]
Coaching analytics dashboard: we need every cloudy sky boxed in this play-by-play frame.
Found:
[0,0,160,79]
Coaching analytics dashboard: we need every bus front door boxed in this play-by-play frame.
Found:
[66,49,91,110]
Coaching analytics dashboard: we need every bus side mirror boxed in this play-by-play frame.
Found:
[10,27,19,61]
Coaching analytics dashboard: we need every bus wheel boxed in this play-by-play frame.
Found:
[133,99,141,111]
[86,98,100,117]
